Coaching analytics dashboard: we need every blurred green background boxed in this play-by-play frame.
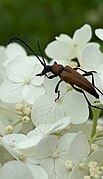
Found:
[0,0,103,52]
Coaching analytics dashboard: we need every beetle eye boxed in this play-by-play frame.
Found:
[54,61,57,64]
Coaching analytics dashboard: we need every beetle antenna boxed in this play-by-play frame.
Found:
[36,39,46,66]
[8,37,45,66]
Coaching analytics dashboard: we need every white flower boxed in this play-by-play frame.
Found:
[27,131,89,179]
[45,24,97,65]
[31,77,89,126]
[69,149,103,179]
[30,134,76,179]
[0,56,45,104]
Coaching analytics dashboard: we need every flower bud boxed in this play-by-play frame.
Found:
[15,103,23,111]
[5,125,14,134]
[22,116,30,123]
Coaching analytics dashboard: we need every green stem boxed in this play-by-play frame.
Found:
[12,119,22,127]
[91,108,100,138]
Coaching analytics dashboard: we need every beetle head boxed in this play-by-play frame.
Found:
[36,65,52,76]
[36,61,57,76]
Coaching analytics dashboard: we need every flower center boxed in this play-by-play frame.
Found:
[85,161,103,179]
[56,98,62,104]
[52,151,59,159]
[73,43,78,48]
[88,161,102,178]
[24,79,30,85]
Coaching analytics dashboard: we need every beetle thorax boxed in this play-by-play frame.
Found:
[51,64,64,76]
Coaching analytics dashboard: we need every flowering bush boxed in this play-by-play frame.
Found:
[0,24,103,179]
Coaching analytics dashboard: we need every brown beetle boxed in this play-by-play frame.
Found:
[8,38,103,110]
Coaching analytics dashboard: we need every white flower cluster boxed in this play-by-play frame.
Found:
[0,24,103,179]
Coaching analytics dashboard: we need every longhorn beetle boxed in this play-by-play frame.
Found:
[8,38,103,110]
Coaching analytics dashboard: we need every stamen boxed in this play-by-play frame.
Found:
[22,107,31,116]
[88,161,103,178]
[64,160,74,170]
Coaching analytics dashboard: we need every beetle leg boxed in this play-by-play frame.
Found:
[82,71,96,85]
[74,67,96,74]
[71,84,103,111]
[55,79,63,93]
[82,72,103,95]
[74,68,103,95]
[74,67,96,85]
[47,74,57,79]
[55,79,62,101]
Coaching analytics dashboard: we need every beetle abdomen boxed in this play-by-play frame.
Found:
[59,66,99,99]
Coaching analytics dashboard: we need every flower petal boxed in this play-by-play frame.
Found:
[73,24,92,44]
[95,29,103,41]
[27,124,51,138]
[82,45,102,71]
[16,135,43,156]
[31,94,67,126]
[0,80,23,103]
[43,76,67,97]
[40,157,70,179]
[57,133,76,152]
[31,64,44,86]
[0,161,34,179]
[6,42,27,60]
[27,163,48,179]
[23,84,45,104]
[69,164,86,179]
[0,133,27,159]
[56,34,73,43]
[34,135,58,159]
[68,131,90,163]
[45,39,73,61]
[1,133,27,146]
[6,57,34,82]
[47,116,71,134]
[86,149,103,164]
[64,91,89,124]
